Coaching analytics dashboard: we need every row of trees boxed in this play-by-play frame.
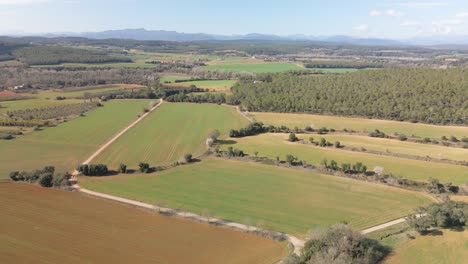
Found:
[9,166,71,188]
[232,68,468,125]
[77,164,108,176]
[7,102,98,121]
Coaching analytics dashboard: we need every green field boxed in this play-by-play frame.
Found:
[202,63,305,73]
[167,80,237,91]
[94,103,248,170]
[0,100,152,178]
[383,229,468,264]
[80,158,432,236]
[305,68,359,73]
[33,62,157,68]
[0,99,83,115]
[160,76,192,83]
[220,133,468,184]
[252,112,468,139]
[313,134,468,162]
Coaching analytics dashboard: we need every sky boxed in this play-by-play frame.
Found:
[0,0,467,39]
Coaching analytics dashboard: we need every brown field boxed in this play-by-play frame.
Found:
[0,182,286,264]
[450,195,468,203]
[0,90,21,97]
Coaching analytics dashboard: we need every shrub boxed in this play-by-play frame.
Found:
[369,129,386,138]
[77,164,108,176]
[398,134,408,141]
[139,162,150,173]
[288,133,298,142]
[119,163,127,173]
[286,154,297,165]
[334,141,341,148]
[184,153,193,163]
[38,173,54,187]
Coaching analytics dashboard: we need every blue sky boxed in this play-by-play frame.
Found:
[0,0,467,38]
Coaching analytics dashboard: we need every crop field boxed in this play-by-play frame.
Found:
[220,133,468,184]
[383,229,468,264]
[252,112,468,139]
[0,99,83,115]
[94,103,247,170]
[311,134,468,162]
[0,182,286,264]
[202,63,305,73]
[167,80,237,91]
[32,61,158,68]
[80,158,432,236]
[305,68,359,73]
[159,75,192,83]
[0,100,152,178]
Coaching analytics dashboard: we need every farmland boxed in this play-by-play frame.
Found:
[252,112,468,139]
[0,182,286,264]
[202,63,305,73]
[383,229,468,264]
[167,80,237,91]
[0,99,83,115]
[0,100,152,178]
[307,134,468,162]
[220,133,468,184]
[80,158,432,236]
[94,103,248,169]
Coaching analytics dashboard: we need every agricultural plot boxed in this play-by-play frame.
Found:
[0,182,286,264]
[0,99,83,115]
[0,100,152,179]
[167,80,237,91]
[202,63,305,73]
[80,158,432,236]
[383,229,468,264]
[252,112,468,139]
[220,133,468,184]
[32,62,158,68]
[312,134,468,162]
[94,103,247,169]
[159,75,192,83]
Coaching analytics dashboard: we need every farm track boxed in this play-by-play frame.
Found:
[71,99,430,256]
[71,99,164,178]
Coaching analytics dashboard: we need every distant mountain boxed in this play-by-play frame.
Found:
[5,28,468,46]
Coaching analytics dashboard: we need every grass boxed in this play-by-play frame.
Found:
[305,68,359,73]
[220,133,468,184]
[311,134,468,162]
[0,100,152,178]
[94,103,248,169]
[160,75,192,83]
[80,158,432,236]
[32,62,158,68]
[383,229,468,264]
[0,182,286,264]
[366,222,412,247]
[202,63,305,73]
[167,80,237,91]
[252,112,468,139]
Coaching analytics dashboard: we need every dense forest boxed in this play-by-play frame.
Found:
[12,46,131,65]
[232,68,468,125]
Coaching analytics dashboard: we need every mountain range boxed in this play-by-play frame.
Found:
[10,28,468,46]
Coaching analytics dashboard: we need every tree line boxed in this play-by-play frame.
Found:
[232,68,468,125]
[9,166,71,188]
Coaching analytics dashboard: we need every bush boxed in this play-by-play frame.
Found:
[184,153,193,163]
[77,164,108,176]
[286,154,297,165]
[369,129,386,138]
[288,133,298,142]
[334,141,341,148]
[38,173,54,187]
[408,201,468,234]
[398,134,408,141]
[139,162,150,173]
[119,163,127,173]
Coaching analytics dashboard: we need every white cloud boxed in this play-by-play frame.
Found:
[386,9,404,17]
[354,24,369,32]
[433,19,464,25]
[63,0,80,3]
[455,12,468,18]
[400,2,448,9]
[0,0,49,5]
[370,10,381,16]
[400,21,421,26]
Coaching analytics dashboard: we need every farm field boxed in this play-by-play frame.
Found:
[0,98,83,115]
[159,75,192,83]
[304,67,359,73]
[220,133,468,184]
[167,80,237,91]
[0,182,286,264]
[312,134,468,162]
[202,63,305,73]
[383,229,468,264]
[0,100,152,179]
[33,85,142,100]
[252,112,468,139]
[94,103,247,170]
[80,158,432,236]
